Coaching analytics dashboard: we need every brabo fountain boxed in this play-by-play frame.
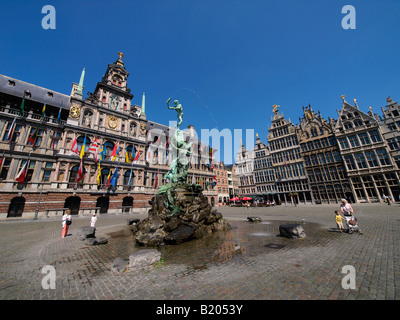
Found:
[132,98,230,246]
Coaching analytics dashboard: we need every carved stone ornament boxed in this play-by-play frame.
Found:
[70,104,81,118]
[107,116,118,129]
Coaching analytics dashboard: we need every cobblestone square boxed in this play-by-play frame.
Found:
[0,203,399,300]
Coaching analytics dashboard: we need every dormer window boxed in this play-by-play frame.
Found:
[47,91,54,98]
[8,80,15,86]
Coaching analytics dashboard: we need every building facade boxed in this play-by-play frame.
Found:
[334,97,400,202]
[297,105,353,204]
[253,134,277,202]
[380,97,400,175]
[267,105,312,204]
[235,143,255,196]
[214,161,229,205]
[0,53,218,219]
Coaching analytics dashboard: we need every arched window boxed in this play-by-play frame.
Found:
[126,145,134,162]
[77,136,91,156]
[124,170,134,186]
[100,168,110,186]
[104,141,115,159]
[68,165,81,184]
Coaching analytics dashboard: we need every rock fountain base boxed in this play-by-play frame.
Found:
[132,184,230,246]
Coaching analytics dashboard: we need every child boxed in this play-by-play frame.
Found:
[335,210,344,233]
[90,213,97,228]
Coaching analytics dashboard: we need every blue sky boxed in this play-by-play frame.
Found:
[1,0,399,164]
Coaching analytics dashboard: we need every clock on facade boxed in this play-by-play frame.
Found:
[70,105,81,118]
[107,116,118,129]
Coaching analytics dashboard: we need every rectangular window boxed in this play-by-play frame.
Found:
[376,149,391,166]
[354,153,368,169]
[348,135,360,148]
[0,158,11,180]
[2,123,22,143]
[338,137,349,149]
[369,130,382,143]
[358,132,371,145]
[344,155,357,170]
[365,151,379,167]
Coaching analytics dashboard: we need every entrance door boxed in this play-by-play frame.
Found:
[7,197,25,217]
[64,196,81,215]
[122,196,133,213]
[96,196,109,214]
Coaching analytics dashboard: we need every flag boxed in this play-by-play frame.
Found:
[19,92,25,116]
[146,146,152,162]
[212,176,217,187]
[70,134,79,155]
[127,160,135,186]
[51,130,59,150]
[96,162,101,186]
[199,177,202,185]
[88,138,98,162]
[0,152,5,173]
[206,180,210,190]
[125,150,131,163]
[99,144,106,162]
[80,135,87,159]
[76,159,84,183]
[146,129,151,143]
[134,149,140,162]
[106,170,112,187]
[27,125,39,145]
[57,102,63,123]
[6,117,17,143]
[154,169,159,188]
[15,161,28,183]
[110,165,119,188]
[40,104,46,120]
[110,142,119,160]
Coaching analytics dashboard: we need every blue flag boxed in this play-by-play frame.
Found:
[110,165,119,188]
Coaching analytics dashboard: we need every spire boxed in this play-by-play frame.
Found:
[140,92,146,116]
[76,68,85,95]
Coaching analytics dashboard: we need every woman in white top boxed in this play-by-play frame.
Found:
[62,209,72,238]
[340,199,353,216]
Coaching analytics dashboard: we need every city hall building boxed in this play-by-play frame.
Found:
[0,53,217,219]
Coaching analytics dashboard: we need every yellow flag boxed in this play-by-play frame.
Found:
[125,151,131,163]
[96,162,101,186]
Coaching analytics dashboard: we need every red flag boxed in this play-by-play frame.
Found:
[7,117,16,143]
[15,161,28,183]
[88,138,98,162]
[27,125,39,145]
[110,142,118,159]
[76,159,84,183]
[154,169,159,188]
[70,134,79,155]
[134,149,140,162]
[0,157,4,173]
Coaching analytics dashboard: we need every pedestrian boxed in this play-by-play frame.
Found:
[90,213,97,228]
[335,210,344,233]
[340,198,353,217]
[62,209,72,238]
[387,196,392,205]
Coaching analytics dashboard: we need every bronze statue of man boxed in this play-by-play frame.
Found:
[167,97,183,129]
